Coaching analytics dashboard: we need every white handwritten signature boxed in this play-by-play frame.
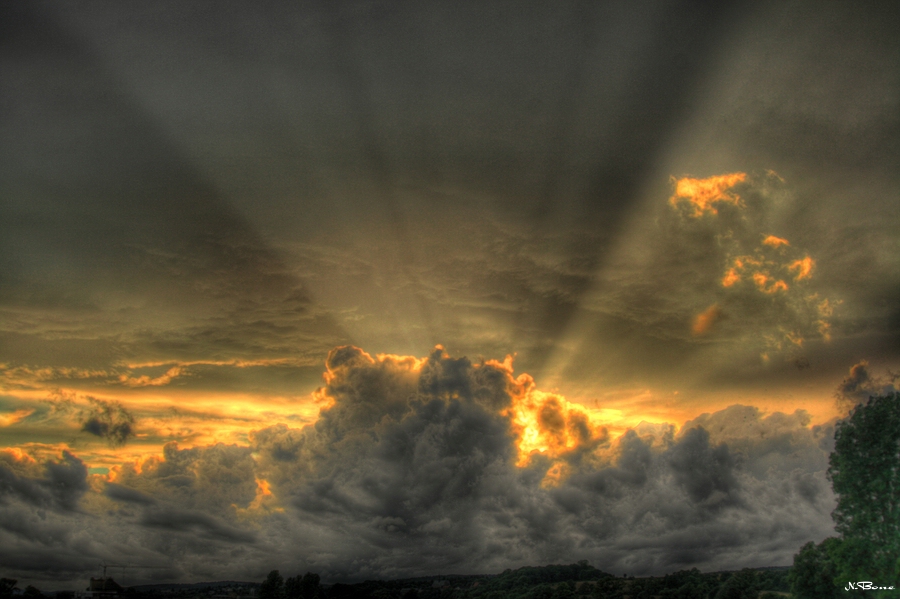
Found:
[845,581,896,591]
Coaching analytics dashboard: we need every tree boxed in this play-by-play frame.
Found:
[0,579,17,599]
[300,572,320,599]
[260,570,285,599]
[828,392,900,585]
[713,569,757,599]
[790,539,842,599]
[286,572,320,599]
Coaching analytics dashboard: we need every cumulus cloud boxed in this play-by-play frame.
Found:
[0,347,841,584]
[242,347,837,579]
[110,442,259,517]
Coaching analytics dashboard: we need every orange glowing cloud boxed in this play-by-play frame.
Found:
[785,331,804,347]
[322,346,427,385]
[816,297,838,342]
[717,235,833,353]
[0,447,40,469]
[669,172,748,217]
[722,267,741,287]
[721,240,812,298]
[119,366,183,387]
[503,374,607,469]
[666,172,837,354]
[0,409,34,427]
[788,256,814,280]
[237,477,283,515]
[692,304,721,336]
[752,272,789,294]
[722,254,790,294]
[762,235,790,248]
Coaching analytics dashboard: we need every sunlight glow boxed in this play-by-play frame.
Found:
[503,374,607,468]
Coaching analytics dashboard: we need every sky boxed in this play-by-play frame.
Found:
[1,0,899,590]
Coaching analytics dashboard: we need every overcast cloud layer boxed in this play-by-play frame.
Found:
[1,0,899,590]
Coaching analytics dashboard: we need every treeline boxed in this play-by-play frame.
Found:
[257,562,790,599]
[1,579,48,599]
[0,579,259,599]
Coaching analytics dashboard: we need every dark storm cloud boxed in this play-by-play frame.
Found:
[0,470,176,584]
[0,536,97,582]
[104,482,156,505]
[240,347,837,579]
[563,429,652,496]
[254,347,519,549]
[666,428,739,508]
[141,507,256,543]
[2,459,256,586]
[0,504,74,546]
[79,397,135,446]
[0,347,841,583]
[0,450,87,511]
[112,442,258,517]
[44,452,89,510]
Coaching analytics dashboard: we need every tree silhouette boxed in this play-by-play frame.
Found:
[22,586,43,599]
[0,579,17,599]
[286,572,320,599]
[260,570,285,599]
